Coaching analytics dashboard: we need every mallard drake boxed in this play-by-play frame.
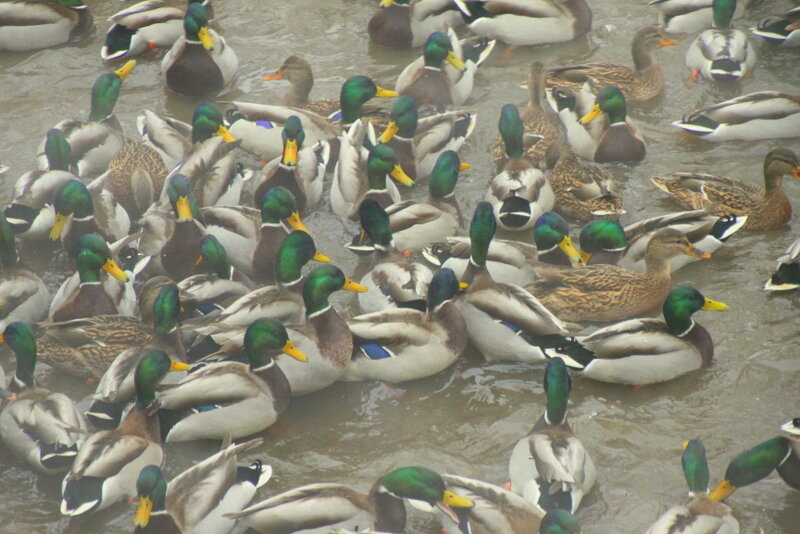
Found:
[644,440,738,534]
[250,116,329,215]
[0,0,93,52]
[649,0,751,34]
[455,202,573,362]
[0,213,50,325]
[152,319,306,442]
[554,85,646,164]
[161,3,237,97]
[651,148,800,231]
[377,95,476,181]
[341,267,465,383]
[765,239,800,291]
[368,0,463,48]
[396,30,493,110]
[555,286,728,385]
[529,229,710,323]
[332,124,414,220]
[531,213,583,267]
[686,0,755,81]
[752,6,800,47]
[509,357,595,513]
[225,466,474,534]
[352,200,433,314]
[452,0,591,47]
[49,233,132,322]
[133,438,269,533]
[487,104,554,231]
[492,62,560,169]
[709,428,800,501]
[577,219,628,265]
[0,322,88,474]
[672,92,800,141]
[545,26,677,103]
[60,349,188,516]
[549,144,624,221]
[39,61,137,178]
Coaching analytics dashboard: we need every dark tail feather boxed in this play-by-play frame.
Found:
[39,442,79,471]
[85,399,127,430]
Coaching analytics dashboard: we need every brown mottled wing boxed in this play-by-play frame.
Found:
[533,264,642,293]
[652,172,762,214]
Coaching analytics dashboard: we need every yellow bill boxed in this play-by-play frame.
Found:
[49,213,68,241]
[216,125,236,143]
[459,162,471,170]
[103,259,130,282]
[379,0,394,6]
[580,105,603,125]
[286,212,310,234]
[701,298,729,311]
[133,496,153,527]
[114,60,137,81]
[313,251,331,263]
[446,51,466,71]
[378,121,399,144]
[792,166,800,179]
[375,85,399,98]
[442,490,474,508]
[282,340,308,362]
[390,164,414,187]
[283,139,298,165]
[709,480,735,502]
[176,196,193,221]
[579,250,592,265]
[343,277,368,293]
[559,236,583,266]
[170,361,191,372]
[198,27,215,51]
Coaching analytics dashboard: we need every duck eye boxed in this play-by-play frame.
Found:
[793,418,800,427]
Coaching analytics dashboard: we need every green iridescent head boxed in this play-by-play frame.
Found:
[534,212,570,250]
[89,60,136,122]
[54,180,93,219]
[134,349,175,408]
[429,151,461,199]
[682,439,710,494]
[3,322,37,387]
[191,102,227,144]
[135,465,168,528]
[578,220,627,257]
[582,86,628,125]
[260,186,298,224]
[198,235,231,279]
[152,284,181,334]
[44,129,72,172]
[358,199,393,248]
[281,115,305,165]
[543,357,571,426]
[76,233,127,284]
[499,104,524,159]
[469,202,496,267]
[422,32,463,70]
[388,96,418,138]
[710,436,791,501]
[274,231,323,285]
[167,175,194,221]
[426,268,460,311]
[662,286,728,335]
[712,0,736,28]
[243,318,303,368]
[302,265,366,315]
[377,466,472,511]
[367,144,403,190]
[340,75,397,125]
[184,3,211,41]
[540,509,583,534]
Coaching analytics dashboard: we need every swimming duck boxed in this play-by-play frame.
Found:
[332,124,414,220]
[340,267,467,383]
[0,213,50,325]
[752,6,800,47]
[555,286,728,385]
[576,219,628,265]
[765,239,800,291]
[352,200,433,314]
[644,440,738,534]
[529,229,709,323]
[549,144,624,221]
[38,60,137,178]
[153,318,306,442]
[250,116,329,215]
[225,466,473,534]
[531,213,583,267]
[486,104,554,231]
[686,0,755,81]
[649,0,751,34]
[651,148,800,231]
[455,202,572,363]
[161,3,238,97]
[0,322,88,474]
[672,92,800,141]
[368,0,463,48]
[377,95,476,182]
[49,233,132,322]
[509,357,595,513]
[133,438,269,533]
[0,0,93,52]
[545,26,677,103]
[60,349,188,516]
[453,0,591,47]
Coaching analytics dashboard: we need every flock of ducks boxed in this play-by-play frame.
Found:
[0,0,799,533]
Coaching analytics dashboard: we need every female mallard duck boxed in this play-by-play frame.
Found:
[452,0,591,47]
[672,92,800,141]
[486,104,554,231]
[0,0,92,52]
[455,202,573,362]
[509,357,595,513]
[555,286,728,385]
[161,3,238,97]
[226,466,473,534]
[649,0,751,34]
[377,96,475,182]
[152,319,306,442]
[555,85,646,164]
[0,322,88,474]
[368,0,463,48]
[101,0,212,61]
[752,6,800,47]
[549,144,624,221]
[39,61,137,178]
[352,200,433,314]
[529,228,710,323]
[645,440,738,534]
[332,124,414,220]
[545,26,677,103]
[49,233,132,322]
[133,438,269,533]
[492,62,560,169]
[686,0,755,81]
[340,267,467,383]
[765,238,800,291]
[60,349,188,516]
[0,213,50,325]
[651,148,800,231]
[250,116,329,215]
[228,75,397,160]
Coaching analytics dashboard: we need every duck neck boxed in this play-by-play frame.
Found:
[369,485,407,534]
[643,250,672,279]
[282,74,313,107]
[632,40,655,71]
